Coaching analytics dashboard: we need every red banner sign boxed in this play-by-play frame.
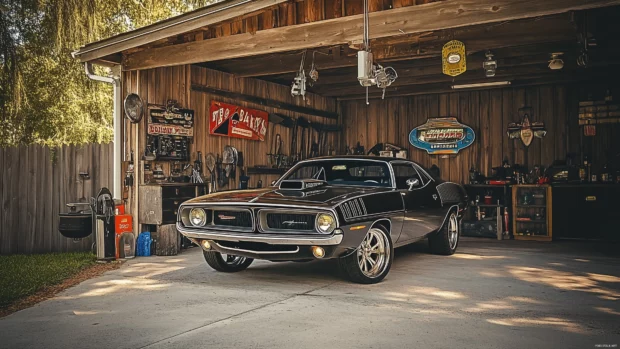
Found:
[209,101,268,141]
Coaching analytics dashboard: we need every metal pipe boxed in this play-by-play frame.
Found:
[84,62,122,200]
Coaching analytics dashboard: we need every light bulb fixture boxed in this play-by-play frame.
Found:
[548,53,564,70]
[452,81,511,89]
[483,50,497,77]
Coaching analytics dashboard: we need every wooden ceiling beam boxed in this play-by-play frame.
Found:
[123,0,620,71]
[205,15,575,77]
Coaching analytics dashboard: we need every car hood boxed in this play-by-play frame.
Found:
[183,185,394,208]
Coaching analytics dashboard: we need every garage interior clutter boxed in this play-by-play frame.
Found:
[60,0,620,259]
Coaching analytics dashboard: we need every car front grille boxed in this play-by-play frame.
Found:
[265,213,316,231]
[213,209,253,228]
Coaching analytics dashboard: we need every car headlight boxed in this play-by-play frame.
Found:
[316,213,336,233]
[189,208,207,226]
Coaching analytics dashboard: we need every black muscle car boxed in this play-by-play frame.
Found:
[177,156,467,284]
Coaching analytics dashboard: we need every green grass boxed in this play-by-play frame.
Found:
[0,252,97,309]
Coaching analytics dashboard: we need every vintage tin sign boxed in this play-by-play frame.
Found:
[209,101,268,141]
[506,106,547,147]
[147,124,193,137]
[442,40,467,77]
[147,107,194,136]
[409,117,475,155]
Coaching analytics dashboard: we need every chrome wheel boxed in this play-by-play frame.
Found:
[222,254,247,266]
[448,213,459,250]
[357,228,390,278]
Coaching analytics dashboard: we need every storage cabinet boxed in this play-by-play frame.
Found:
[462,184,511,239]
[512,185,552,241]
[139,185,202,225]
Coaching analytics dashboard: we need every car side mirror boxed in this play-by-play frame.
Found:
[406,178,420,190]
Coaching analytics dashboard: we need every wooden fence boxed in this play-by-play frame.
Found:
[0,143,113,255]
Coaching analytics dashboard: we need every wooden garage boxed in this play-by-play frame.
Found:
[73,0,620,248]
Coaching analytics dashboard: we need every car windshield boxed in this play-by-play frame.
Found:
[281,160,392,187]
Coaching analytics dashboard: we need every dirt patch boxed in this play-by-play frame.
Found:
[0,261,122,318]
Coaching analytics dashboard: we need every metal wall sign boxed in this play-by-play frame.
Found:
[506,106,547,147]
[409,117,475,155]
[209,101,268,141]
[442,40,467,77]
[148,107,194,137]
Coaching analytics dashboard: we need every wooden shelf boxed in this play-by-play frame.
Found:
[514,234,552,242]
[516,219,547,223]
[578,117,620,125]
[512,185,552,241]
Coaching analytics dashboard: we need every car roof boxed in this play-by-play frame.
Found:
[308,155,413,162]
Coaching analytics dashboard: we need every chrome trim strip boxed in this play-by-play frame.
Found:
[177,224,344,245]
[213,242,300,255]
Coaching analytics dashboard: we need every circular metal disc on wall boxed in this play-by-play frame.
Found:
[123,93,144,123]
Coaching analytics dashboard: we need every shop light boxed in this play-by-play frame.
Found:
[451,81,511,89]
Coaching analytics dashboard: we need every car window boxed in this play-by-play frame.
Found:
[392,163,420,189]
[282,160,392,187]
[413,164,434,184]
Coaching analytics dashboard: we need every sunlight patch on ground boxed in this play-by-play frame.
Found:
[507,266,620,300]
[506,296,544,304]
[119,263,185,278]
[406,287,466,300]
[595,307,620,316]
[464,300,515,313]
[56,278,172,299]
[452,254,511,260]
[486,316,586,334]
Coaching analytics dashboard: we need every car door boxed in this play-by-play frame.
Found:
[413,163,446,234]
[392,162,437,242]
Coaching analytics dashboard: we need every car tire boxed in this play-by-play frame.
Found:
[203,250,254,272]
[428,210,459,255]
[338,226,393,284]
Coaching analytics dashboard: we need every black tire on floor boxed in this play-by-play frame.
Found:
[203,250,254,272]
[428,210,459,256]
[338,225,393,284]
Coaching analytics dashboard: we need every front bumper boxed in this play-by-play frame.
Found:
[177,224,343,245]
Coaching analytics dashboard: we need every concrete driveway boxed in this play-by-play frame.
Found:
[1,238,619,349]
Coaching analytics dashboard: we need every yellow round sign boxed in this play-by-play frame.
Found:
[442,40,466,77]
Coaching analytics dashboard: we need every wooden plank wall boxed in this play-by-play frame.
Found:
[122,65,338,233]
[340,84,583,183]
[0,143,113,255]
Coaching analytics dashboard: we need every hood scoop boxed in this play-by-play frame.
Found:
[279,179,326,191]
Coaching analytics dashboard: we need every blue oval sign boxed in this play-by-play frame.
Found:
[409,117,475,155]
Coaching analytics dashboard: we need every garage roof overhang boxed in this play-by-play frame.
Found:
[75,0,620,99]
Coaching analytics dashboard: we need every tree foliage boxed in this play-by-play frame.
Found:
[0,0,214,147]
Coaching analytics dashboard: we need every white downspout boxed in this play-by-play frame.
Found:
[85,62,122,200]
